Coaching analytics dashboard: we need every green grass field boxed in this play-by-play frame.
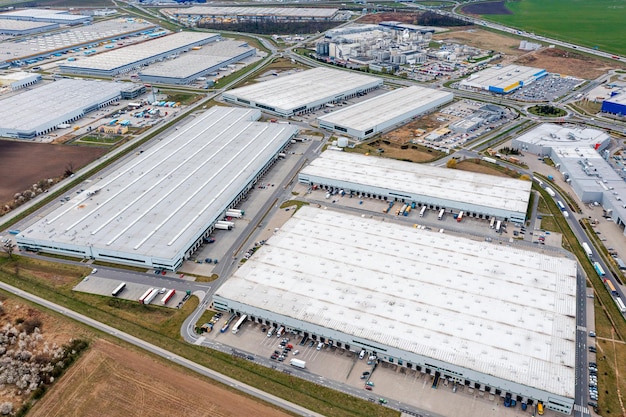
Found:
[481,0,626,55]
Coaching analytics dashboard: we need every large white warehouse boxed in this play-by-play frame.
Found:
[298,152,531,223]
[58,32,220,77]
[213,206,577,414]
[138,40,255,85]
[317,86,453,140]
[16,107,298,270]
[459,64,547,94]
[222,67,382,117]
[0,79,122,139]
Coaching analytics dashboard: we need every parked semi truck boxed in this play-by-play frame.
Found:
[226,210,244,218]
[582,242,593,258]
[138,288,153,304]
[290,358,306,368]
[438,209,445,220]
[215,221,233,230]
[143,288,159,305]
[457,211,464,222]
[161,289,176,305]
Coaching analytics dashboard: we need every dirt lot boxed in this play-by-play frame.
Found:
[455,160,511,177]
[356,12,421,24]
[0,141,104,206]
[29,339,294,417]
[383,113,447,144]
[433,28,526,58]
[515,48,619,79]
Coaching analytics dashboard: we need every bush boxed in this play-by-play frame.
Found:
[22,318,42,334]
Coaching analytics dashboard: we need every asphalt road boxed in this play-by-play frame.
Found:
[0,279,326,417]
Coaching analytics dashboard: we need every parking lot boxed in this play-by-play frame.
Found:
[510,74,583,102]
[73,275,189,308]
[204,317,546,417]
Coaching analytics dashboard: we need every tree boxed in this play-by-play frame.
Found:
[1,242,15,260]
[446,159,457,169]
[519,174,531,181]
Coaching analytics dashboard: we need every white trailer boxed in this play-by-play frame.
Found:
[215,223,232,230]
[495,220,502,233]
[489,217,496,229]
[161,289,176,305]
[482,156,497,164]
[138,288,153,303]
[419,206,427,217]
[616,297,626,314]
[226,210,243,218]
[232,314,248,334]
[438,208,445,220]
[290,358,306,368]
[143,288,159,305]
[545,187,556,197]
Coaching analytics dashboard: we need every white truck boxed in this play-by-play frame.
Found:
[290,358,306,369]
[545,187,556,197]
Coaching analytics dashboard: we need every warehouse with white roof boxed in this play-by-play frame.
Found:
[512,123,626,235]
[0,9,91,25]
[0,71,41,90]
[459,64,547,94]
[59,31,220,77]
[138,40,255,85]
[0,78,122,139]
[213,206,577,414]
[168,6,339,21]
[0,19,58,35]
[298,152,531,223]
[222,67,382,117]
[0,18,157,68]
[318,86,453,140]
[17,107,298,270]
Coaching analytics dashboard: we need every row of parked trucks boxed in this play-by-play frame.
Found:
[138,288,176,305]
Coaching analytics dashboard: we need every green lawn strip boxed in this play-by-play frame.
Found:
[279,200,310,211]
[533,173,581,213]
[0,256,398,417]
[480,0,626,55]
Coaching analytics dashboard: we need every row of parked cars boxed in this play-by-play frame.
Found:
[589,361,598,405]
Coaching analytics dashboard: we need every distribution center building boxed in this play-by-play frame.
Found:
[0,71,41,90]
[0,19,58,36]
[222,67,383,117]
[58,31,220,77]
[317,86,453,140]
[601,92,626,116]
[0,8,91,25]
[512,123,626,235]
[0,78,122,139]
[298,151,531,223]
[213,206,577,414]
[138,40,255,85]
[0,18,157,68]
[459,64,547,94]
[16,107,298,270]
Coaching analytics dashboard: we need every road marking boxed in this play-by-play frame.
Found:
[194,336,205,345]
[574,404,589,414]
[577,325,587,331]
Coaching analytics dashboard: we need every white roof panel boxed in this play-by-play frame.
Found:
[318,86,453,132]
[0,79,121,130]
[301,152,531,214]
[462,64,545,89]
[216,206,577,398]
[60,31,218,71]
[224,67,382,113]
[173,6,338,17]
[19,107,297,262]
[139,40,253,78]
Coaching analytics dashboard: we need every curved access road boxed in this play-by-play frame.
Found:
[0,280,324,417]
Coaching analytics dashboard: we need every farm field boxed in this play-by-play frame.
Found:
[29,339,295,417]
[0,141,105,208]
[465,0,626,55]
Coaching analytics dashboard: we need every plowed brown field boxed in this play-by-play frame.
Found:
[29,340,294,417]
